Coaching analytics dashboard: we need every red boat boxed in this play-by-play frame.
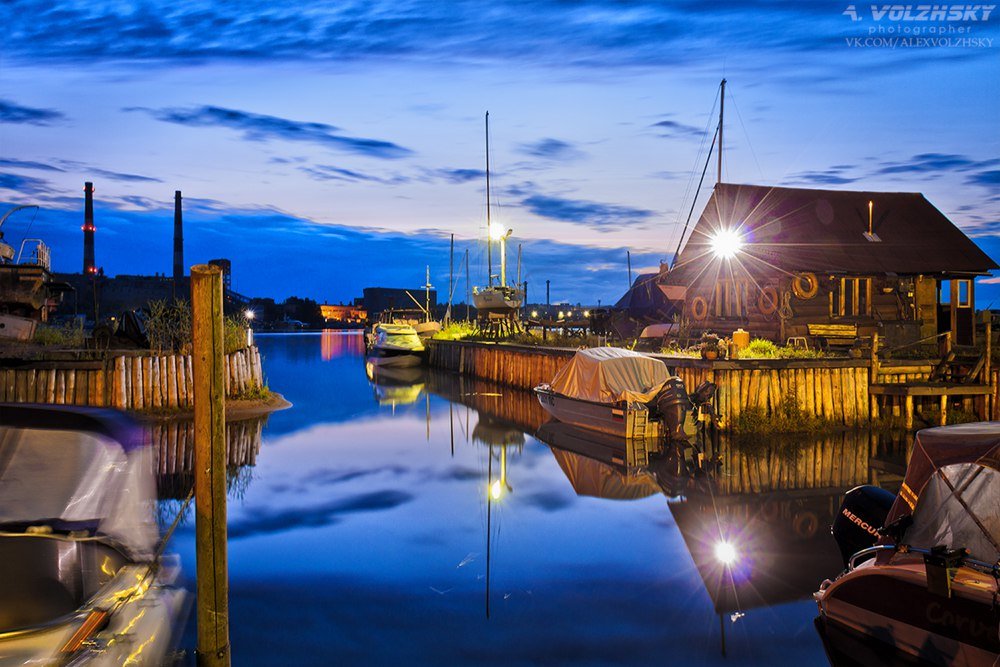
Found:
[815,422,1000,665]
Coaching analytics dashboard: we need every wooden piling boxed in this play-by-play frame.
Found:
[191,264,231,667]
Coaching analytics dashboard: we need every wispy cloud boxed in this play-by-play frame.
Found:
[228,490,414,539]
[300,165,409,184]
[0,158,65,172]
[0,172,53,195]
[520,193,656,231]
[650,118,703,139]
[872,153,1000,177]
[518,138,585,162]
[784,165,860,186]
[127,105,414,159]
[90,168,163,183]
[0,99,64,125]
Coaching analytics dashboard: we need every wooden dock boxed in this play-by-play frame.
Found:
[869,382,992,429]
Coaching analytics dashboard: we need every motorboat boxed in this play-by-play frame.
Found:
[533,347,694,440]
[815,422,1000,665]
[0,404,188,665]
[365,322,425,368]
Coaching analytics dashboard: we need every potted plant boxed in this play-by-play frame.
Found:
[700,333,722,360]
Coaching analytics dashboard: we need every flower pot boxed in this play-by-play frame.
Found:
[701,348,719,360]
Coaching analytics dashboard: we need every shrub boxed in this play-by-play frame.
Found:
[32,320,85,347]
[743,338,778,358]
[147,300,191,354]
[433,321,476,341]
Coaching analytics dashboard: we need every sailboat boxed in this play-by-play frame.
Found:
[473,112,524,315]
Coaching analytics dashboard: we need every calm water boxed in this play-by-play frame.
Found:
[164,332,905,666]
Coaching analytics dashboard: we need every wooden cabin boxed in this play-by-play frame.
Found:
[658,184,998,348]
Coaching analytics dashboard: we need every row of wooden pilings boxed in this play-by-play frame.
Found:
[427,340,1000,429]
[0,345,263,410]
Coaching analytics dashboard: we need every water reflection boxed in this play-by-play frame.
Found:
[147,416,268,501]
[156,332,928,665]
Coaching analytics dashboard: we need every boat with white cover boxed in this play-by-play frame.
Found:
[0,404,188,665]
[534,347,691,440]
[815,422,1000,665]
[366,323,425,368]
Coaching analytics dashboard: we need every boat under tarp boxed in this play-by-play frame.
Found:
[548,347,670,404]
[534,347,671,438]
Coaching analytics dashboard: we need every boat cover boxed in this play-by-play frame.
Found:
[549,447,660,500]
[548,347,670,404]
[374,323,425,352]
[0,405,158,559]
[881,422,1000,564]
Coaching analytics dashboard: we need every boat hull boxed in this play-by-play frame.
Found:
[366,351,422,368]
[534,386,660,439]
[473,288,523,314]
[815,560,1000,666]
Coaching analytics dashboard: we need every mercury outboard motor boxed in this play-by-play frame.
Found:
[653,377,692,442]
[831,485,896,567]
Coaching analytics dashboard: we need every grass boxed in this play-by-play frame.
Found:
[432,321,476,341]
[732,394,845,436]
[739,337,825,359]
[32,321,85,347]
[233,383,271,401]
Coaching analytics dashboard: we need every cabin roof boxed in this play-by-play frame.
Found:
[667,183,998,281]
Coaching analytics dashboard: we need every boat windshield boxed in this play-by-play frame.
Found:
[0,426,157,558]
[904,462,1000,564]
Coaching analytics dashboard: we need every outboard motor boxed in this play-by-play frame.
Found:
[832,485,896,567]
[653,377,692,442]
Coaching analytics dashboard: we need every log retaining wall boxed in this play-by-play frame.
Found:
[427,340,1000,427]
[0,346,263,411]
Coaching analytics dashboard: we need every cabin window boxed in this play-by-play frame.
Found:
[836,277,871,317]
[714,279,749,318]
[940,280,951,305]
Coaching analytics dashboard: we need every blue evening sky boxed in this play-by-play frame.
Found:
[1,1,997,305]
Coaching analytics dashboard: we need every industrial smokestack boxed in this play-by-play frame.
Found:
[83,182,96,275]
[173,190,184,282]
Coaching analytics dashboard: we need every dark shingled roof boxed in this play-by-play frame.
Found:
[668,183,997,280]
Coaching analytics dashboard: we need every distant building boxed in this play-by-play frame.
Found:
[320,303,367,324]
[362,287,437,321]
[656,183,998,346]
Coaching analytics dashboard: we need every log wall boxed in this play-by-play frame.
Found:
[428,341,875,426]
[0,346,263,411]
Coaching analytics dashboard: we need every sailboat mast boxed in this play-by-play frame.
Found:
[486,111,493,288]
[718,78,726,184]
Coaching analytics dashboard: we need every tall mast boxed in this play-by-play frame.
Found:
[717,78,726,184]
[486,111,493,288]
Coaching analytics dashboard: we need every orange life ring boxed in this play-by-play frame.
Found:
[792,510,820,540]
[758,286,779,315]
[793,272,819,300]
[690,296,709,321]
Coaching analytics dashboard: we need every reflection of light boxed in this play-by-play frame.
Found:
[714,541,737,566]
[488,222,506,241]
[489,480,503,500]
[710,229,743,259]
[244,309,255,320]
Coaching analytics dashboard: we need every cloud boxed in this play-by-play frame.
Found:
[301,466,409,486]
[784,166,860,186]
[520,193,656,231]
[873,153,1000,177]
[434,168,486,184]
[521,490,575,512]
[90,168,163,183]
[0,158,65,172]
[8,0,981,71]
[0,99,64,125]
[127,105,413,159]
[0,172,53,195]
[967,170,1000,187]
[517,139,585,162]
[650,118,703,139]
[228,490,414,539]
[300,165,409,185]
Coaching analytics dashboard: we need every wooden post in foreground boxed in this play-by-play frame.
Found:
[192,264,230,667]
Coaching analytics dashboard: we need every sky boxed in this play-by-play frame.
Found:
[1,0,998,306]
